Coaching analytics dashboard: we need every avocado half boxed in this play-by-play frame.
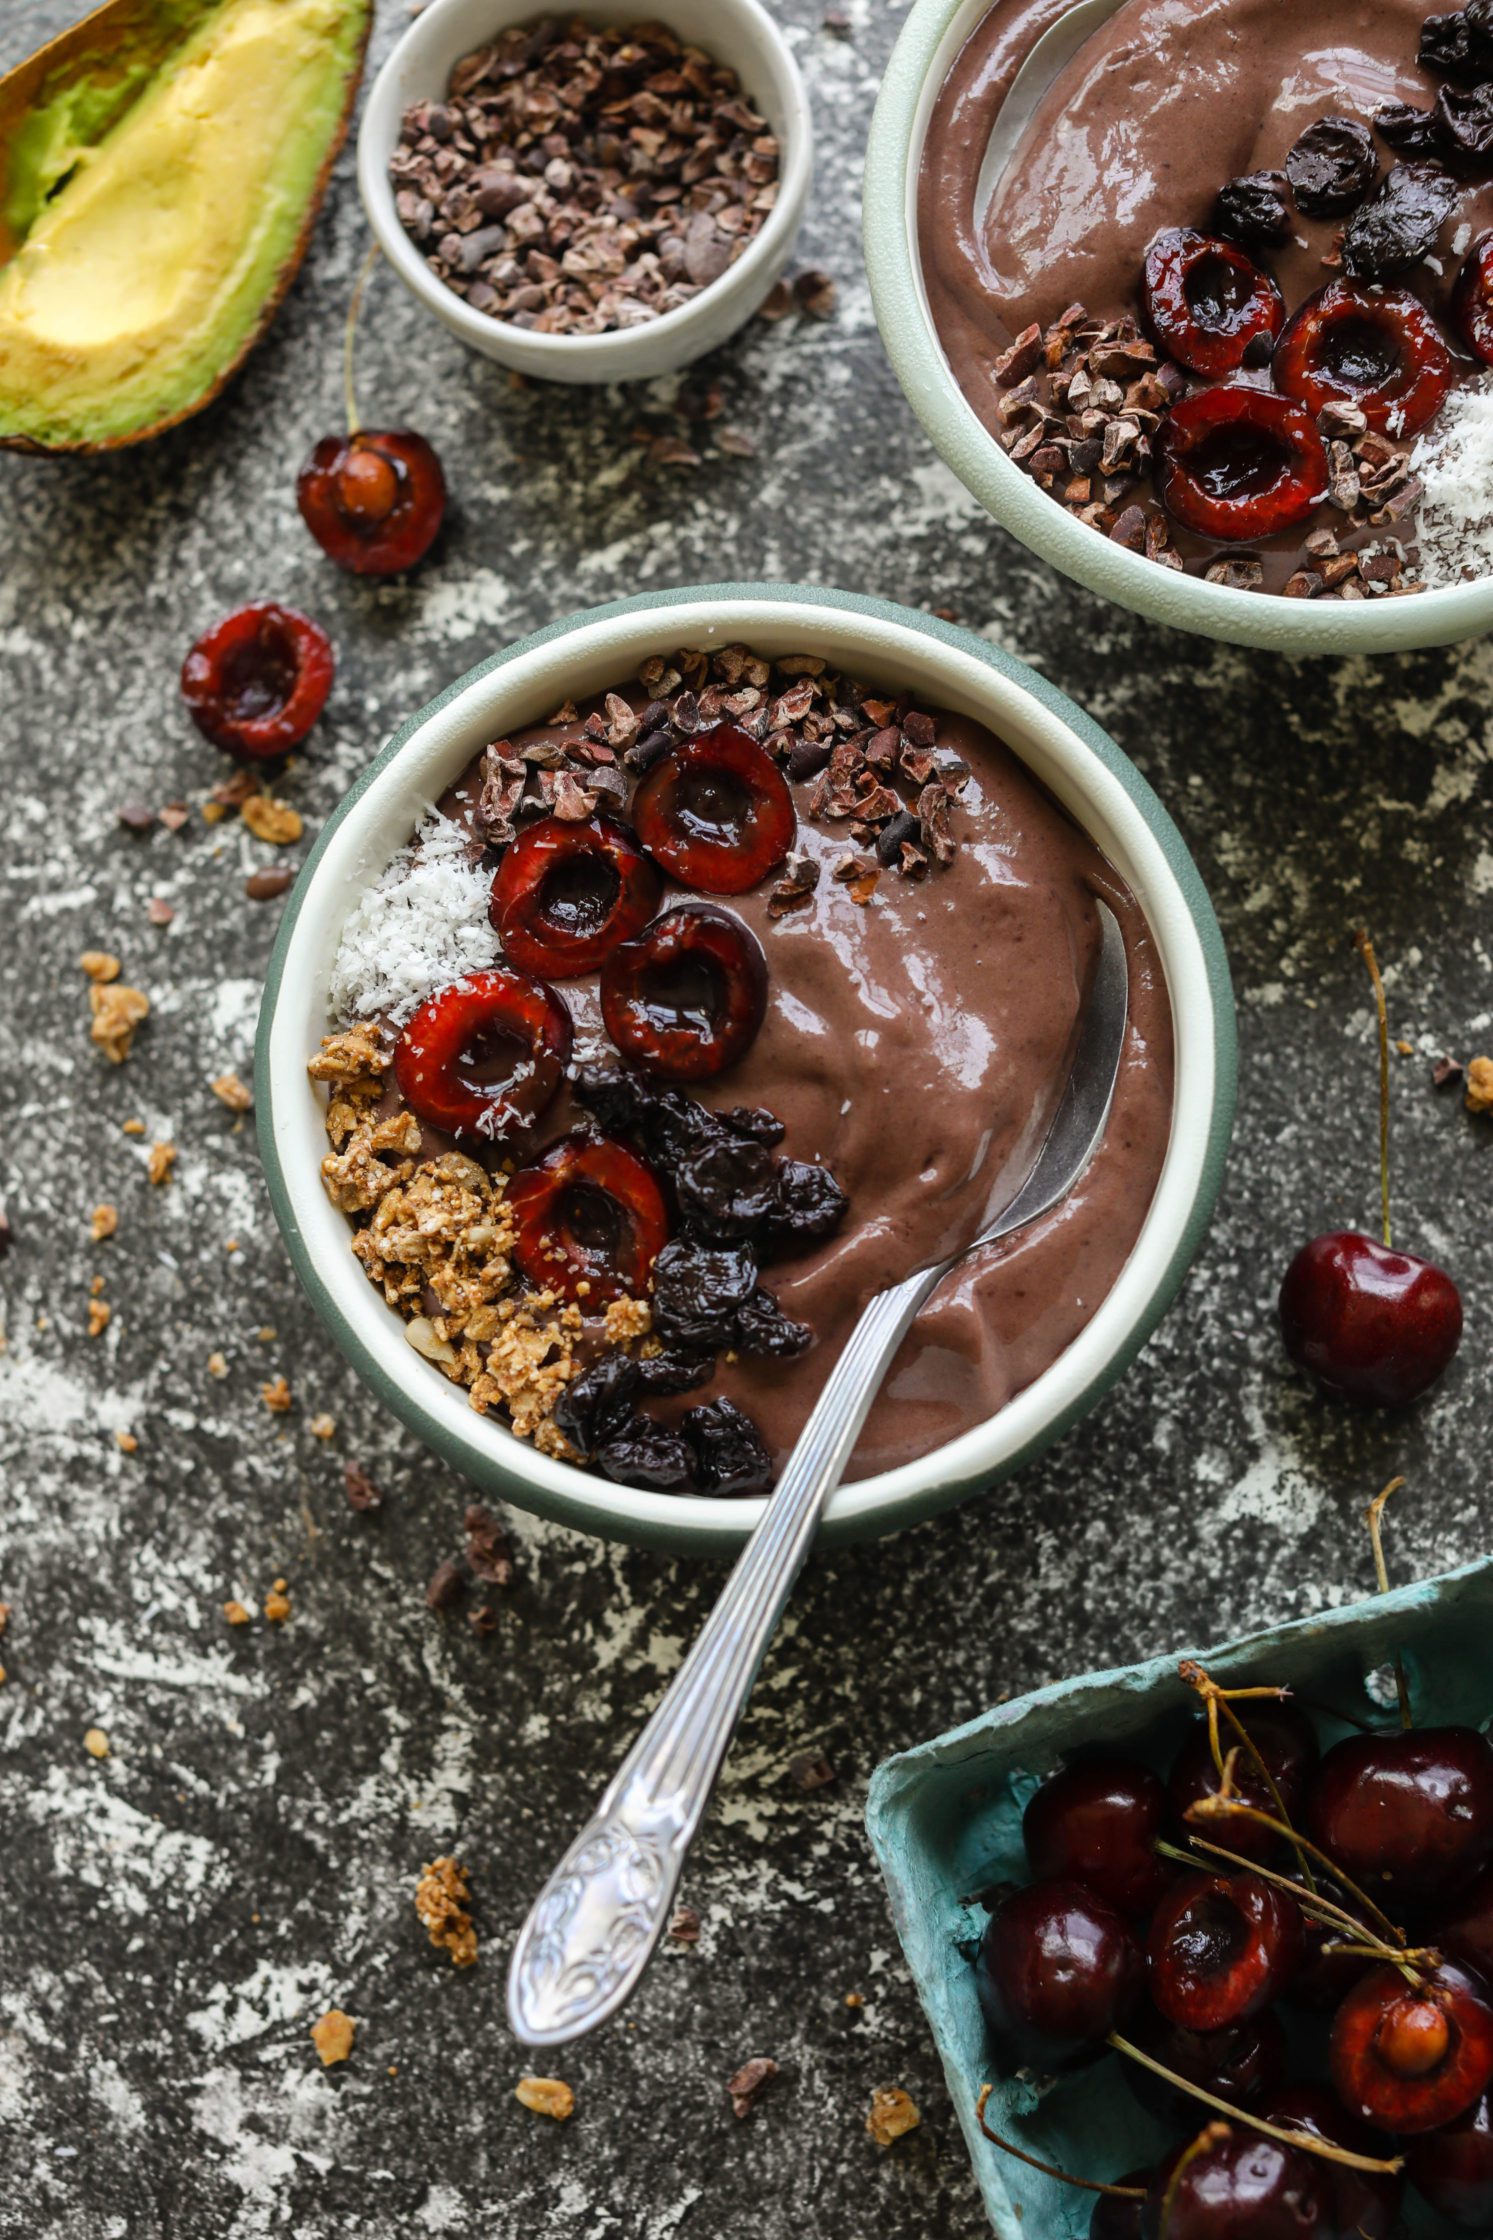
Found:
[0,0,371,453]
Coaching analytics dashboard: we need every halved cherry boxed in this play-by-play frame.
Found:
[508,1132,669,1306]
[1157,387,1330,542]
[297,430,446,576]
[600,903,767,1081]
[393,969,571,1144]
[1454,233,1493,364]
[1330,1961,1493,2135]
[1274,279,1454,436]
[180,602,334,759]
[1142,227,1285,377]
[490,814,661,980]
[1146,1871,1304,2032]
[631,724,795,894]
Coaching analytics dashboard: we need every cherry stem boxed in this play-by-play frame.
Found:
[1365,1475,1412,1729]
[1108,2034,1405,2176]
[974,2086,1145,2198]
[1186,1786,1404,1948]
[1325,1940,1442,1965]
[1180,1662,1317,1896]
[1156,1835,1400,1958]
[1356,928,1392,1249]
[344,243,381,438]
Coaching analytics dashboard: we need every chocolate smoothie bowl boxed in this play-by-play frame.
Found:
[866,0,1493,650]
[257,589,1234,1554]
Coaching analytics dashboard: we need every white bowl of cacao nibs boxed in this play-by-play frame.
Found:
[359,1,812,382]
[256,586,1234,1556]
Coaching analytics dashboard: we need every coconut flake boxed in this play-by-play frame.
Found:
[328,810,496,1026]
[1410,376,1493,588]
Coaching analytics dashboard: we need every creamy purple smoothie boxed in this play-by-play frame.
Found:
[364,682,1175,1483]
[919,0,1493,591]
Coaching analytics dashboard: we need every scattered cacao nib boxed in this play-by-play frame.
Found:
[652,1240,760,1350]
[1287,117,1379,214]
[735,1287,813,1359]
[874,809,922,866]
[245,868,295,901]
[1343,163,1457,277]
[1214,169,1293,245]
[768,851,821,918]
[669,1904,702,1942]
[1436,80,1493,158]
[553,1352,642,1456]
[594,1416,697,1492]
[1434,1055,1467,1086]
[343,1461,383,1512]
[425,1556,466,1611]
[794,269,837,320]
[1375,101,1448,157]
[684,1398,774,1497]
[0,1205,11,1258]
[464,1502,515,1587]
[725,2056,778,2120]
[469,1602,501,1634]
[117,800,156,833]
[788,1751,837,1792]
[146,897,175,927]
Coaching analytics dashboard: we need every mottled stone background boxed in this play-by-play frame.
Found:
[2,0,1490,2233]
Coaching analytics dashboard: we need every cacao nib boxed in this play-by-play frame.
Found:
[1342,163,1457,276]
[595,1416,697,1492]
[735,1288,814,1359]
[1213,170,1293,246]
[683,1398,774,1497]
[677,1136,779,1240]
[1286,117,1379,214]
[762,1159,850,1256]
[651,1239,759,1349]
[553,1351,641,1456]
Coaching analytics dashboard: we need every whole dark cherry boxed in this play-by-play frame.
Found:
[975,1878,1143,2071]
[1330,1960,1493,2134]
[1156,388,1329,543]
[393,969,571,1144]
[490,813,660,980]
[1120,2007,1286,2125]
[1405,2086,1493,2228]
[1279,1232,1463,1406]
[631,723,795,893]
[1141,2128,1330,2240]
[1142,228,1285,377]
[297,430,446,575]
[1256,2084,1403,2240]
[1453,233,1493,365]
[507,1132,669,1305]
[1308,1727,1493,1902]
[600,903,768,1081]
[1147,1871,1305,2031]
[1290,1912,1372,2014]
[180,602,334,758]
[1168,1697,1320,1864]
[1273,280,1454,437]
[1023,1757,1172,1917]
[1437,1859,1493,1983]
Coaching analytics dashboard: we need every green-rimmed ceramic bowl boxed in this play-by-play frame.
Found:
[255,585,1235,1555]
[866,1555,1493,2237]
[863,0,1493,656]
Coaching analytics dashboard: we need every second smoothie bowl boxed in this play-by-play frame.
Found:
[256,587,1234,1554]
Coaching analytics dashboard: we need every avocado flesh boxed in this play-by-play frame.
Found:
[0,0,369,451]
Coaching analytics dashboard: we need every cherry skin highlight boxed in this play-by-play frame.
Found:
[1308,1726,1493,1902]
[393,969,571,1145]
[1023,1756,1172,1917]
[1147,1871,1305,2031]
[976,1877,1143,2071]
[1140,2129,1330,2240]
[1279,1231,1463,1406]
[490,813,661,980]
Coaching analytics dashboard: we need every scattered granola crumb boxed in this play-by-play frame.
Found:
[514,2076,575,2122]
[223,1600,252,1627]
[866,2086,921,2147]
[1434,1055,1466,1088]
[115,1431,138,1453]
[0,1605,9,1634]
[147,1140,177,1187]
[146,896,175,926]
[464,1503,514,1588]
[83,1727,110,1760]
[79,950,121,983]
[207,1352,228,1378]
[788,1751,836,1792]
[122,1118,146,1137]
[309,1413,336,1440]
[425,1556,466,1612]
[343,1462,383,1512]
[845,1991,865,2009]
[90,1204,118,1242]
[242,794,304,845]
[726,2056,778,2119]
[262,1376,292,1413]
[310,2010,357,2067]
[1396,1038,1415,1057]
[264,1579,292,1624]
[1467,1056,1493,1115]
[87,1297,112,1339]
[415,1856,478,1968]
[669,1905,702,1944]
[90,981,150,1063]
[211,1071,254,1112]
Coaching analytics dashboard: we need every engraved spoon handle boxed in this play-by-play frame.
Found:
[506,1263,939,2048]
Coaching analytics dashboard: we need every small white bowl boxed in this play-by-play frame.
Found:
[358,0,813,384]
[257,586,1235,1555]
[864,0,1493,655]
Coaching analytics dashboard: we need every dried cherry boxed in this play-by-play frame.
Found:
[1214,171,1293,248]
[1343,163,1458,280]
[1286,117,1379,215]
[682,1398,774,1496]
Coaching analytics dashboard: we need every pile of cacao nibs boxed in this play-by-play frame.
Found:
[388,15,780,334]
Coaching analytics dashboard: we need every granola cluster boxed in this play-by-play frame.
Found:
[389,16,779,335]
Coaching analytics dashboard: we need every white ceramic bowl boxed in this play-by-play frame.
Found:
[256,586,1235,1555]
[863,0,1493,654]
[358,0,813,384]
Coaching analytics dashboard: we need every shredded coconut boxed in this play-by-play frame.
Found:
[1410,377,1493,588]
[328,811,496,1027]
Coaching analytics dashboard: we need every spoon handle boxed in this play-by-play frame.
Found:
[506,1263,938,2049]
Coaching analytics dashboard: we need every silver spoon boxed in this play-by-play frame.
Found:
[507,901,1130,2049]
[974,0,1126,227]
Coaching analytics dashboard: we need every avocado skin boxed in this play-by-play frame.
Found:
[0,0,372,454]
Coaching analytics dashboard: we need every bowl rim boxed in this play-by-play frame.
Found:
[862,0,1493,655]
[357,0,814,371]
[255,583,1237,1555]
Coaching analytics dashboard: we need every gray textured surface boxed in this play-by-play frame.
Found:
[1,1,1490,2234]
